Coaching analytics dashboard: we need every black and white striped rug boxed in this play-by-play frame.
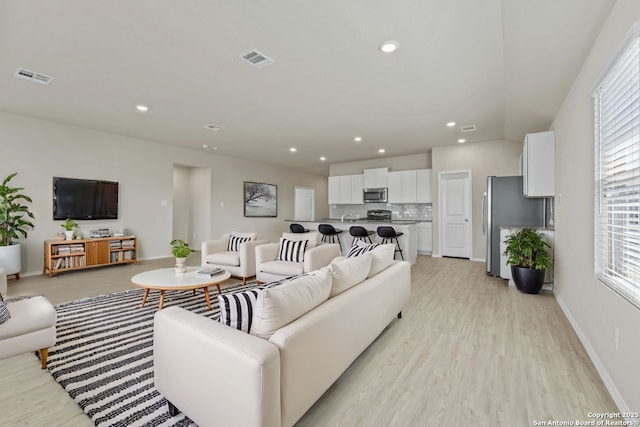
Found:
[48,281,256,427]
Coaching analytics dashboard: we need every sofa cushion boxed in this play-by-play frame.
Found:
[251,268,332,339]
[228,234,253,252]
[205,251,241,267]
[281,231,319,248]
[260,260,304,277]
[0,296,57,339]
[218,288,260,333]
[276,238,308,262]
[329,253,373,297]
[0,293,10,325]
[367,244,396,278]
[347,241,380,258]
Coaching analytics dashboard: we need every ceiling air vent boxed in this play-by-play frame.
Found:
[460,124,476,133]
[14,67,53,85]
[240,50,274,69]
[203,124,224,131]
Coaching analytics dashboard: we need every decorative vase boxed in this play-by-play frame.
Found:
[64,230,74,240]
[0,243,21,277]
[174,257,186,273]
[510,265,545,294]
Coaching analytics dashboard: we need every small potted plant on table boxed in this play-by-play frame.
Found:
[170,239,195,273]
[61,217,79,240]
[503,228,552,294]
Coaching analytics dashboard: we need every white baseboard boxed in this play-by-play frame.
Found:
[555,295,629,414]
[470,257,485,263]
[431,253,442,258]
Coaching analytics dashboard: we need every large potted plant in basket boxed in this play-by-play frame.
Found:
[0,173,35,279]
[503,228,552,294]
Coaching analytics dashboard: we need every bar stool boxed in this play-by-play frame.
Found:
[377,226,404,260]
[318,224,343,244]
[289,223,309,233]
[349,226,375,246]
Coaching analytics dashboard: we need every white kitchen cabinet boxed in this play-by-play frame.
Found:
[329,174,364,205]
[350,174,364,204]
[401,170,417,203]
[417,222,432,254]
[523,131,555,197]
[416,169,432,203]
[328,176,340,204]
[363,167,388,188]
[387,171,403,203]
[338,176,351,204]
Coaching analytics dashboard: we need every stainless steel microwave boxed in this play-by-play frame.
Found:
[363,188,388,203]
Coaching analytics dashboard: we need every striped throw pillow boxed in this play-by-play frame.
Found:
[0,293,10,325]
[227,234,252,252]
[218,289,260,333]
[276,238,308,262]
[347,242,380,258]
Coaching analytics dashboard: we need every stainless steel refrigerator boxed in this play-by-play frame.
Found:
[484,176,545,276]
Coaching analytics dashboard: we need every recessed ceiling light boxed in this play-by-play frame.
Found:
[320,156,327,161]
[379,40,399,54]
[378,148,386,154]
[457,138,466,144]
[354,136,363,142]
[446,121,456,127]
[135,105,149,112]
[290,147,297,152]
[202,144,209,148]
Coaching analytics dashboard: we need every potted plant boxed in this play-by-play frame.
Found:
[61,217,79,240]
[503,228,552,294]
[170,239,194,273]
[0,173,35,279]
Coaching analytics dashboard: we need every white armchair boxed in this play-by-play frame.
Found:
[0,268,57,369]
[255,231,341,283]
[201,233,268,284]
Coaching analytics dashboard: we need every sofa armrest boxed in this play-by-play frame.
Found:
[201,236,230,265]
[303,244,341,272]
[256,242,279,267]
[154,307,281,427]
[238,239,268,277]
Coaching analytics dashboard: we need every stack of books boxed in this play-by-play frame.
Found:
[196,268,225,278]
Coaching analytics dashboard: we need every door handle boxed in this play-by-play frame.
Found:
[465,219,469,222]
[482,193,486,234]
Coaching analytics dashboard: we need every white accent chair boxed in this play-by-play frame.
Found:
[0,268,57,369]
[201,233,268,285]
[255,231,341,283]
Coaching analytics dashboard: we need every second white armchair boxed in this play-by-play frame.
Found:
[201,233,267,284]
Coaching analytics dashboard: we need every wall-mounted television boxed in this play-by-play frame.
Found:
[53,177,119,220]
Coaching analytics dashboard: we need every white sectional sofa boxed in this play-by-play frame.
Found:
[154,244,411,427]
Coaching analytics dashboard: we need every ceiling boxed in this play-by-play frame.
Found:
[0,1,616,175]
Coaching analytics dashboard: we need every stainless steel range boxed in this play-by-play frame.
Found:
[367,209,392,222]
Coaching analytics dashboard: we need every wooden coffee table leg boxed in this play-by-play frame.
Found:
[141,289,150,308]
[158,290,165,310]
[203,287,212,310]
[216,284,222,294]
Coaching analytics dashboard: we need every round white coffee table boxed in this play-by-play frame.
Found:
[130,267,231,310]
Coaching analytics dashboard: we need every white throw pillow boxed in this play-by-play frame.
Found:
[329,253,373,297]
[250,268,332,339]
[281,231,318,248]
[367,244,396,278]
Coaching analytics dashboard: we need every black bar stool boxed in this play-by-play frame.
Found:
[349,226,375,246]
[377,226,404,260]
[289,223,309,233]
[318,224,343,244]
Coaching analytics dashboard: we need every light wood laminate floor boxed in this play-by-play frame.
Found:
[0,256,619,426]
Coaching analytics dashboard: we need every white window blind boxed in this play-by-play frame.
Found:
[594,35,640,309]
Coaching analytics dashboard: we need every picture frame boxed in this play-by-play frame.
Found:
[244,181,277,217]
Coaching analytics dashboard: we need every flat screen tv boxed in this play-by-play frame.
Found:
[53,177,119,220]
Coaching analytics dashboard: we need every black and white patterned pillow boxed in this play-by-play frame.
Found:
[276,238,308,262]
[0,293,10,325]
[347,242,380,258]
[227,235,252,252]
[218,289,260,333]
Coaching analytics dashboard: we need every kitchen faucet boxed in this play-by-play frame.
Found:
[341,212,353,222]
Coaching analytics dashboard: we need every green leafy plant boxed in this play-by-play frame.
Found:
[170,239,195,258]
[503,228,552,270]
[61,217,78,231]
[0,172,35,246]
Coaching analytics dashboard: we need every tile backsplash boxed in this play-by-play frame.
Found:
[330,203,432,221]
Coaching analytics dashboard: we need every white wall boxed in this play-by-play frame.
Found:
[329,153,431,176]
[0,112,328,277]
[431,140,522,260]
[552,0,640,412]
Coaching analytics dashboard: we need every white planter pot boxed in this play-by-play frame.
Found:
[65,230,75,240]
[175,257,186,274]
[0,243,21,276]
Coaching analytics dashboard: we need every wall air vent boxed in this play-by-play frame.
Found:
[240,50,274,69]
[203,124,224,131]
[14,67,53,85]
[460,125,476,132]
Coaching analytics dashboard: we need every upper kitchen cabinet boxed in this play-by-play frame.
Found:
[523,131,555,197]
[363,167,388,188]
[416,169,432,203]
[387,169,431,203]
[328,174,364,204]
[387,171,403,203]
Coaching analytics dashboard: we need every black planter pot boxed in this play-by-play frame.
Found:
[510,265,545,294]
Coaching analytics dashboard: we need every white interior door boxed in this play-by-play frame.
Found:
[439,171,472,258]
[294,187,314,221]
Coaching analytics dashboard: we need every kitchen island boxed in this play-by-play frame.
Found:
[285,219,418,264]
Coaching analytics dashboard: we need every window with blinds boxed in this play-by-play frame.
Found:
[594,35,640,309]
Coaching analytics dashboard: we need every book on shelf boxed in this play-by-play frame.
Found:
[196,268,225,278]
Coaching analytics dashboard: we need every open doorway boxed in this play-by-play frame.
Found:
[172,165,211,248]
[294,187,315,221]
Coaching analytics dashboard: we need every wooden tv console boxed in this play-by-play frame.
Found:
[44,236,137,277]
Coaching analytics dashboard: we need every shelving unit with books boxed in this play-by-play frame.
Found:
[44,236,137,277]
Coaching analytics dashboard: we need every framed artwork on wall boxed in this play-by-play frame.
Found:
[244,181,277,217]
